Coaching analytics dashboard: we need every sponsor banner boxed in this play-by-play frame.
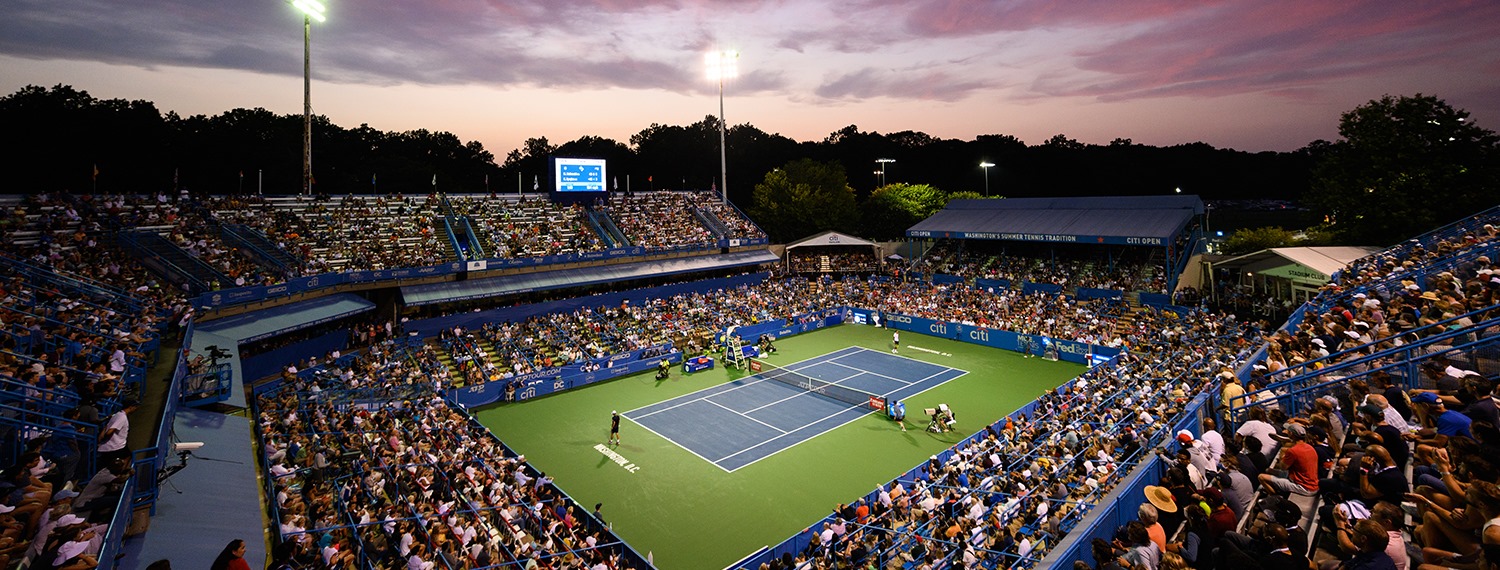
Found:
[466,260,488,271]
[905,231,1168,246]
[480,245,647,272]
[683,355,715,373]
[449,352,683,408]
[931,273,965,285]
[195,261,458,308]
[723,308,844,344]
[882,313,1119,365]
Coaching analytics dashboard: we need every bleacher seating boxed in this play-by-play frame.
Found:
[7,186,1495,570]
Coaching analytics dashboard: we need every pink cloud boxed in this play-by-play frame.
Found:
[1039,1,1500,101]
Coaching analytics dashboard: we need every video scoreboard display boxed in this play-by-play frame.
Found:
[553,157,606,193]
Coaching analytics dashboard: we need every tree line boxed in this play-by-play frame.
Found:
[2,85,1493,244]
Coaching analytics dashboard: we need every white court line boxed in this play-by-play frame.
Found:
[741,368,867,414]
[716,405,877,472]
[705,398,787,434]
[622,415,735,474]
[627,376,775,420]
[743,387,826,415]
[720,362,973,471]
[823,360,916,386]
[632,345,975,472]
[847,345,966,374]
[889,368,971,403]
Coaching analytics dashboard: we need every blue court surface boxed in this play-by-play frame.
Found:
[625,346,967,472]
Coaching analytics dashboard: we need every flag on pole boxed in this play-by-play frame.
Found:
[239,170,244,179]
[372,173,377,185]
[92,164,99,181]
[484,173,489,185]
[711,181,717,192]
[613,176,618,191]
[533,175,539,190]
[432,174,437,187]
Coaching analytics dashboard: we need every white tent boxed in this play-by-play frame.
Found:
[1214,246,1380,304]
[783,230,880,274]
[784,230,878,249]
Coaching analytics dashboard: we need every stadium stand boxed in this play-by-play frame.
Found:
[6,187,1496,570]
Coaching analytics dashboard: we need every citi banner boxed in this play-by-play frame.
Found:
[880,312,1119,364]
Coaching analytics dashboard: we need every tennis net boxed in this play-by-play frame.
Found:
[749,359,888,411]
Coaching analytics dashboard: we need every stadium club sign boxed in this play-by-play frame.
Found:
[905,231,1165,246]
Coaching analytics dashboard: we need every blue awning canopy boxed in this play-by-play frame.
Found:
[195,293,375,343]
[402,249,779,306]
[906,195,1203,246]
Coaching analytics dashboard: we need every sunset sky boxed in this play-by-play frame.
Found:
[3,0,1499,157]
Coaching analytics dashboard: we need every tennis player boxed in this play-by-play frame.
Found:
[608,411,621,445]
[892,330,900,354]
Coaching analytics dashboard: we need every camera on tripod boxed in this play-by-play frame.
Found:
[203,344,231,363]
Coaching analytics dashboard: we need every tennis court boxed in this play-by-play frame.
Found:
[625,346,966,471]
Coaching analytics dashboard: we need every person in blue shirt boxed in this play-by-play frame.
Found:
[889,401,906,432]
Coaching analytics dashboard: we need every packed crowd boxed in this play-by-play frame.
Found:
[0,194,178,570]
[700,200,766,241]
[255,340,641,569]
[1085,212,1500,570]
[449,196,606,258]
[914,243,1170,294]
[601,192,716,250]
[428,275,1138,394]
[772,315,1254,568]
[3,193,192,309]
[788,251,883,275]
[6,191,766,298]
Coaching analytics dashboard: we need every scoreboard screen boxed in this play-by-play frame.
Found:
[553,157,606,193]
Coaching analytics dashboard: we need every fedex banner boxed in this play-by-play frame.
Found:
[878,312,1119,364]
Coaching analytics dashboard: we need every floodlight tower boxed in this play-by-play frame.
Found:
[876,158,895,187]
[706,49,738,205]
[291,0,326,196]
[979,162,995,196]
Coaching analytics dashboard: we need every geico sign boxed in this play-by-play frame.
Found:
[886,315,914,324]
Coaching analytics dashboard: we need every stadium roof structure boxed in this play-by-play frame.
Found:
[195,293,375,343]
[1214,246,1382,285]
[905,195,1204,246]
[785,230,877,249]
[402,249,779,306]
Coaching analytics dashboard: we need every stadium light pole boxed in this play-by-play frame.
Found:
[291,0,326,196]
[706,49,738,205]
[876,158,895,187]
[979,162,995,196]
